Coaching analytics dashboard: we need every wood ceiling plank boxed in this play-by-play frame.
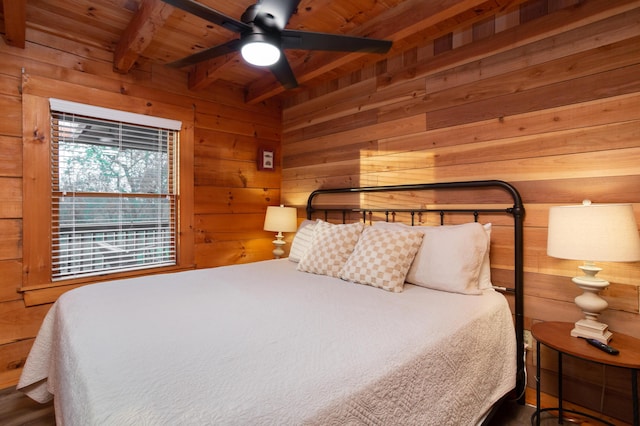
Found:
[30,0,134,33]
[154,2,246,57]
[114,0,174,72]
[25,0,132,50]
[22,0,628,101]
[245,0,491,103]
[178,0,487,102]
[291,0,401,33]
[2,0,26,48]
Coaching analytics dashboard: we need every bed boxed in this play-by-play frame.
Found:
[18,179,525,425]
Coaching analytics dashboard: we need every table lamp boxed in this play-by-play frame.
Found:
[263,205,297,259]
[547,200,640,343]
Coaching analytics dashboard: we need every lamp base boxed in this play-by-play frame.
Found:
[571,318,612,343]
[271,237,286,259]
[569,262,612,344]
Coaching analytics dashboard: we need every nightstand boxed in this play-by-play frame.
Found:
[531,321,640,426]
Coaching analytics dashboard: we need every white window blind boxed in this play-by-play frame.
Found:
[50,101,181,280]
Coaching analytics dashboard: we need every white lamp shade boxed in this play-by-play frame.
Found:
[263,205,297,233]
[547,201,640,262]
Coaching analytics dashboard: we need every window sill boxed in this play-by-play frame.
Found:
[20,264,196,307]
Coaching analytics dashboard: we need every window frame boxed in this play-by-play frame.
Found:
[22,77,194,305]
[49,101,179,280]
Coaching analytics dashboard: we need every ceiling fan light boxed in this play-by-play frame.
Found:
[241,41,281,66]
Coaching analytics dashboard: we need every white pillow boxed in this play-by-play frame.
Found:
[297,220,364,277]
[288,220,316,262]
[374,221,489,295]
[339,227,423,292]
[478,223,492,290]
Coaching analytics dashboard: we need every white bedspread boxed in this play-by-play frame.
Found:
[18,259,516,425]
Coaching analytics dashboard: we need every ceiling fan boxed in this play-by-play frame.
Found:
[161,0,393,89]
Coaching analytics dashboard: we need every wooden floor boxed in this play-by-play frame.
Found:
[0,386,55,426]
[0,385,622,425]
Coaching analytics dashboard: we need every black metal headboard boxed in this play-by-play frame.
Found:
[305,179,525,404]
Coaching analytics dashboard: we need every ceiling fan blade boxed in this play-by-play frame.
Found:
[168,39,241,68]
[255,0,301,31]
[281,30,392,54]
[270,55,298,89]
[161,0,251,33]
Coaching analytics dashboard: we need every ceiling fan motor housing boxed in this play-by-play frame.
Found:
[242,4,280,32]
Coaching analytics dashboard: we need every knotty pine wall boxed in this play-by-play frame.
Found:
[281,0,640,422]
[0,29,281,388]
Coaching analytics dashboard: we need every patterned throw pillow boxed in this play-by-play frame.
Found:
[297,221,364,277]
[339,227,424,293]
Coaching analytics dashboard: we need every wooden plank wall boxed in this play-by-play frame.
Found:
[281,0,640,422]
[0,29,281,387]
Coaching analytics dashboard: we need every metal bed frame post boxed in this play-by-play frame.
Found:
[306,179,526,405]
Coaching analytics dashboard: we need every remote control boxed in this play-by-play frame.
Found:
[585,338,619,355]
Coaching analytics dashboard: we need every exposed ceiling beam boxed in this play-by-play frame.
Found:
[2,0,26,48]
[188,53,241,90]
[114,0,174,73]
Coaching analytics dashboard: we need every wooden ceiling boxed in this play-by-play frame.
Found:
[1,0,526,103]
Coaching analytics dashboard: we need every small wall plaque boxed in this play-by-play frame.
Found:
[258,147,275,171]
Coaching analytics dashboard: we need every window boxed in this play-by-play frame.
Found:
[22,82,194,300]
[49,99,181,280]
